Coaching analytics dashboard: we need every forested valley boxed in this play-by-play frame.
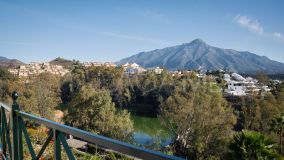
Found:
[1,64,284,160]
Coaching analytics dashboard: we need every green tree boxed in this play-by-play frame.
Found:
[60,66,131,109]
[0,80,11,102]
[256,71,269,85]
[273,83,284,111]
[259,93,280,132]
[18,73,61,118]
[0,67,17,102]
[34,73,60,118]
[65,84,133,141]
[238,93,280,132]
[0,67,14,81]
[240,96,262,131]
[159,83,236,159]
[85,66,124,89]
[229,130,278,160]
[270,114,284,154]
[60,66,86,104]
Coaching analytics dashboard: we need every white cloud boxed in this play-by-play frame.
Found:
[234,14,284,42]
[234,15,264,34]
[101,31,171,46]
[273,32,282,38]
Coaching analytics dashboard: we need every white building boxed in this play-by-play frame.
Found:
[231,73,246,81]
[226,81,260,96]
[122,63,146,74]
[224,74,231,81]
[224,72,266,96]
[8,69,18,76]
[9,62,69,77]
[148,67,163,74]
[82,62,116,67]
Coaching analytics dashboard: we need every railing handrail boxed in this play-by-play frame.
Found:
[0,103,184,160]
[0,103,11,112]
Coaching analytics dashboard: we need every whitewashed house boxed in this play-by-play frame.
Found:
[148,67,163,74]
[226,81,247,96]
[224,72,269,96]
[122,63,146,74]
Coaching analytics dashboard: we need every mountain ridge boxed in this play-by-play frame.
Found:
[0,56,25,68]
[117,39,284,74]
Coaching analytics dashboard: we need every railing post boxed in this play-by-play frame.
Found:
[10,91,22,160]
[54,129,61,160]
[0,106,6,157]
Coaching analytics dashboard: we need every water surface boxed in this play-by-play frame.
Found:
[132,115,173,147]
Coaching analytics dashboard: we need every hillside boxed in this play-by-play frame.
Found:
[50,57,73,69]
[0,56,25,68]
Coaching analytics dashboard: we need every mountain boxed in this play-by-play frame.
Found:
[0,56,25,68]
[50,57,73,69]
[0,56,9,61]
[117,39,284,74]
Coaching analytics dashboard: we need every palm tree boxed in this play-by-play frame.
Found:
[270,114,284,154]
[229,130,279,160]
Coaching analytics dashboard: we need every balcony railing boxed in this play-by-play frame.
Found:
[0,91,184,160]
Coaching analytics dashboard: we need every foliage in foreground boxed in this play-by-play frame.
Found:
[65,84,133,141]
[1,65,284,159]
[160,81,237,159]
[270,114,284,154]
[229,130,279,160]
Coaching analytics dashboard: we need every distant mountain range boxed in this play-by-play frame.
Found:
[0,56,74,69]
[2,39,284,74]
[117,39,284,74]
[0,56,25,68]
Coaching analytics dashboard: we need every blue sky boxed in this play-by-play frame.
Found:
[0,0,284,63]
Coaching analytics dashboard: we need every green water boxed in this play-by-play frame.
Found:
[132,115,173,146]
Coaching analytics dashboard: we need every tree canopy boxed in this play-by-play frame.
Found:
[65,84,133,141]
[159,82,236,159]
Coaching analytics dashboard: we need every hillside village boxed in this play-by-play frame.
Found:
[82,62,116,68]
[5,61,281,97]
[121,63,280,96]
[8,62,70,77]
[8,61,117,78]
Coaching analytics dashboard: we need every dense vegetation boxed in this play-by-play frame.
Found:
[1,65,284,159]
